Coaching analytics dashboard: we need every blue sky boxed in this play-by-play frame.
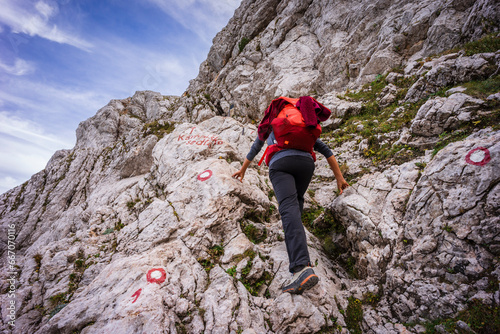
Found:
[0,0,241,194]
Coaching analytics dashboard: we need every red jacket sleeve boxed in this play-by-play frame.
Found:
[257,98,288,141]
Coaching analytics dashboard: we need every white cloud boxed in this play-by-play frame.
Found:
[35,1,57,19]
[0,111,72,194]
[0,58,35,75]
[93,35,201,95]
[0,176,21,194]
[133,54,197,93]
[0,0,93,51]
[201,0,242,14]
[0,81,106,121]
[0,111,69,149]
[146,0,241,42]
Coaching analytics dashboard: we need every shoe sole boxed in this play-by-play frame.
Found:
[282,273,319,294]
[298,274,319,294]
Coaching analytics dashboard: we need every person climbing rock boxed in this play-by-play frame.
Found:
[232,96,349,294]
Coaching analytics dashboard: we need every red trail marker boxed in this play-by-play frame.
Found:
[465,147,491,166]
[197,170,213,181]
[131,289,142,303]
[146,268,167,284]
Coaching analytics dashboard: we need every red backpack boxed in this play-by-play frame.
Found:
[258,97,323,166]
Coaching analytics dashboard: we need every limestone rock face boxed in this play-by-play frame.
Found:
[405,51,500,103]
[410,93,485,137]
[332,160,425,281]
[187,0,499,120]
[386,129,500,323]
[0,95,350,333]
[332,129,499,329]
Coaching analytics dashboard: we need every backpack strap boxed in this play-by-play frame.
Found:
[258,145,271,166]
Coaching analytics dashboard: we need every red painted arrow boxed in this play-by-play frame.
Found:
[131,288,142,303]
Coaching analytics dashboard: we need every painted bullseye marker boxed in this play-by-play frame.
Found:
[465,147,491,166]
[197,170,213,181]
[130,268,167,303]
[146,268,166,284]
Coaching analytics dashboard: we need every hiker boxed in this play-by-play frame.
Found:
[232,96,349,294]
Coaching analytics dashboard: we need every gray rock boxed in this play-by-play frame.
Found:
[456,320,477,333]
[410,93,484,137]
[379,93,397,108]
[385,129,500,323]
[386,72,404,84]
[319,93,363,118]
[446,86,467,95]
[0,106,348,333]
[405,52,500,103]
[321,117,343,132]
[487,92,500,101]
[434,325,448,334]
[358,139,369,152]
[187,0,498,119]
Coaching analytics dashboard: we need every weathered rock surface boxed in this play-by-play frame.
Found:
[187,0,500,120]
[410,93,484,137]
[1,0,499,333]
[332,129,499,331]
[332,159,426,281]
[0,91,352,333]
[405,51,500,103]
[386,129,499,323]
[3,90,497,333]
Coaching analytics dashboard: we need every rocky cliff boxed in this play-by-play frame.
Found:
[186,0,500,121]
[1,0,499,333]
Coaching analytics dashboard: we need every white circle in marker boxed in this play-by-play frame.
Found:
[469,150,485,163]
[150,270,162,279]
[197,169,213,181]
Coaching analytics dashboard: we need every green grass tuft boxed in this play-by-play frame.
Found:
[420,300,499,334]
[244,223,267,244]
[345,297,363,334]
[238,37,251,52]
[462,33,500,56]
[461,75,500,99]
[142,121,175,139]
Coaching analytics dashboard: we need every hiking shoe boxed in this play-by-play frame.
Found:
[281,267,319,294]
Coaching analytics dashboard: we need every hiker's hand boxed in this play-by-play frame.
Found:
[232,170,245,182]
[233,158,251,183]
[327,155,349,194]
[337,178,349,195]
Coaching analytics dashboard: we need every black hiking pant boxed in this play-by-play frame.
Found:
[269,155,315,273]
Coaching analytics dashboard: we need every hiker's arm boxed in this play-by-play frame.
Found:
[314,139,348,194]
[232,158,251,183]
[246,137,265,161]
[326,155,349,195]
[233,137,265,182]
[314,138,333,157]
